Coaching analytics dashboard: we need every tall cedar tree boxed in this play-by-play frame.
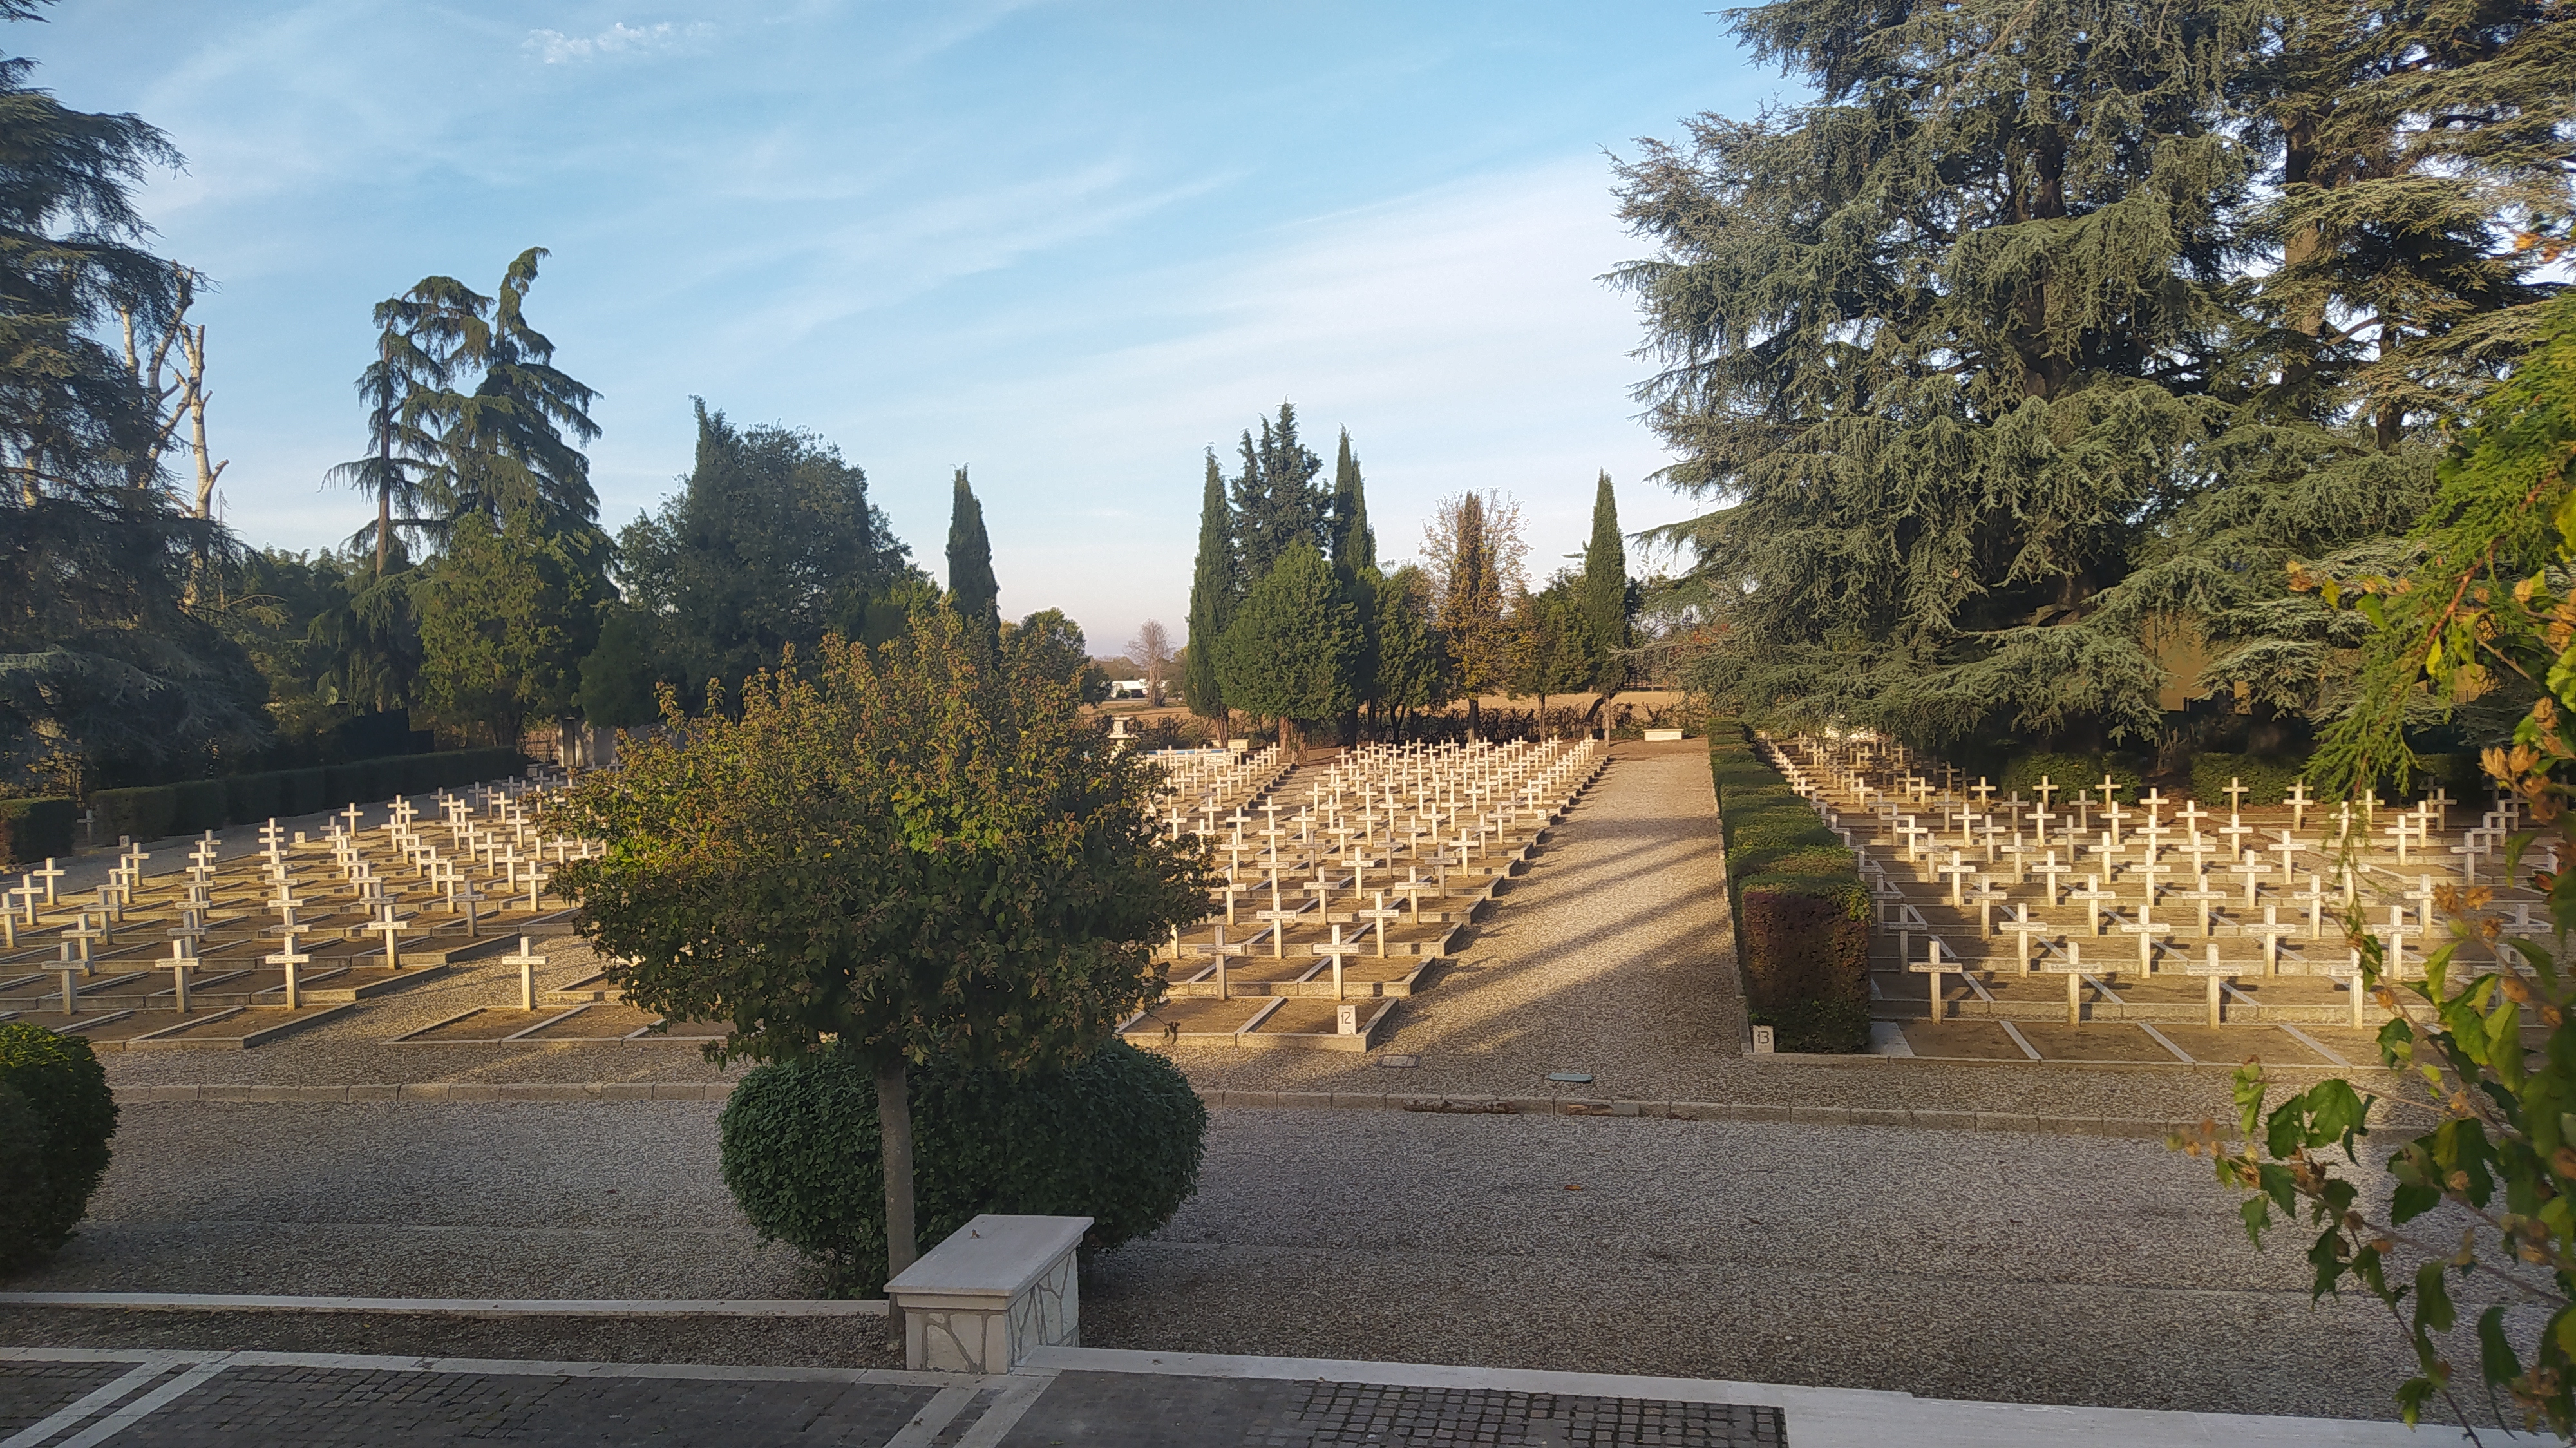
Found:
[945,466,999,648]
[1615,0,2244,748]
[0,8,265,791]
[413,508,600,746]
[1329,429,1375,570]
[328,280,459,575]
[1617,0,2573,755]
[1579,472,1630,698]
[1217,541,1362,748]
[552,609,1211,1292]
[1182,450,1234,734]
[1229,402,1325,584]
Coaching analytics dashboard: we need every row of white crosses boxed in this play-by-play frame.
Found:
[1168,739,1601,1024]
[1770,730,2551,1029]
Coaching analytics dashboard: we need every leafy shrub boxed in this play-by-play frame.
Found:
[0,1024,117,1270]
[0,1083,44,1270]
[2187,752,2309,807]
[2405,752,2489,805]
[88,786,176,844]
[720,1040,1208,1297]
[0,798,75,868]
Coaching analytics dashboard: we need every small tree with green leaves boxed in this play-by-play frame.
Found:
[1217,540,1361,749]
[413,508,601,746]
[552,607,1209,1289]
[1182,450,1235,739]
[2178,294,2576,1438]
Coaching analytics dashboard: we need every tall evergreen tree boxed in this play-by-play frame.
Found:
[328,283,456,576]
[1229,401,1325,584]
[1616,0,2572,755]
[1421,491,1524,737]
[944,466,999,646]
[1578,472,1630,697]
[426,248,603,550]
[1329,428,1374,571]
[0,6,265,790]
[1182,450,1234,732]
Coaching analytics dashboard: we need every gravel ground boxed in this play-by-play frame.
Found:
[11,1101,809,1300]
[1,1100,2472,1425]
[1153,743,2398,1121]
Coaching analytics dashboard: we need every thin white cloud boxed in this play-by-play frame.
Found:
[524,21,709,64]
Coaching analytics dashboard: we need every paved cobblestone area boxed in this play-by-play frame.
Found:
[0,1360,123,1435]
[0,1358,1783,1447]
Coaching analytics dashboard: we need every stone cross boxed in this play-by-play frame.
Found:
[163,936,199,1013]
[502,935,546,1011]
[1356,892,1405,957]
[2224,777,2251,812]
[2096,775,2121,808]
[2031,850,2076,906]
[2066,876,2118,937]
[2182,942,2232,1026]
[2032,776,2059,807]
[368,910,410,971]
[339,803,366,837]
[1192,926,1251,1000]
[30,857,64,906]
[2118,911,2174,970]
[1311,924,1363,1002]
[2247,906,2302,976]
[1936,851,1977,908]
[2170,882,2227,937]
[2000,906,2050,971]
[267,928,312,1011]
[2174,801,2208,839]
[53,940,82,1015]
[61,911,106,966]
[2038,938,2088,1025]
[1907,937,1953,1022]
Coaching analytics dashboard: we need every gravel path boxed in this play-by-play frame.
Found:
[2,1100,2460,1424]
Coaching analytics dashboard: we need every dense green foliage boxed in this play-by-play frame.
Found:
[602,402,918,712]
[1618,0,2572,767]
[413,510,601,745]
[1216,542,1362,742]
[1579,474,1631,696]
[0,796,72,866]
[1709,727,1869,1053]
[1328,428,1375,571]
[1183,452,1235,727]
[0,16,264,795]
[0,1022,115,1271]
[719,1040,1208,1296]
[80,747,521,845]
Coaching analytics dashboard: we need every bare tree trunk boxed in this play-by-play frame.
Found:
[182,325,225,520]
[876,1056,918,1295]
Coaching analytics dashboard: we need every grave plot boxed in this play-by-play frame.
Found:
[0,772,600,1048]
[1761,731,2550,1063]
[1121,738,1605,1051]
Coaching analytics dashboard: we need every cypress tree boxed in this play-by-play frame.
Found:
[945,466,999,646]
[1577,472,1629,696]
[1182,450,1234,734]
[1329,429,1375,571]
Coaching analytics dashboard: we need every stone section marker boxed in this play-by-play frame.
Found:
[885,1213,1088,1373]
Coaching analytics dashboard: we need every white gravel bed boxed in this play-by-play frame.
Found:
[12,1101,810,1300]
[1084,1110,2442,1424]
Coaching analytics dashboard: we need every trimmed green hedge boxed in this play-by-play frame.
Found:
[0,1023,117,1272]
[77,747,527,846]
[2187,752,2309,806]
[1993,751,2146,805]
[719,1040,1208,1297]
[0,798,76,869]
[1712,725,1870,1054]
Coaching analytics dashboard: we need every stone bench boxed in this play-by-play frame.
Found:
[884,1214,1088,1373]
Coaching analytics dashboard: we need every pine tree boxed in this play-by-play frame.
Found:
[1182,450,1234,733]
[1229,402,1325,584]
[1578,472,1629,698]
[945,466,999,647]
[1421,491,1524,737]
[1217,541,1361,749]
[1329,429,1375,571]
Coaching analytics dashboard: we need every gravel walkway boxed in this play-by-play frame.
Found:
[1,1101,2458,1424]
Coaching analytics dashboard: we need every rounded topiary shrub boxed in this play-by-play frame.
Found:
[720,1038,1208,1297]
[0,1023,117,1271]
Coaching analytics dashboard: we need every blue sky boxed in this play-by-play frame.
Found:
[37,2,1782,653]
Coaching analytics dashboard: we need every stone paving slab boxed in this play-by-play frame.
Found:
[995,1369,1784,1446]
